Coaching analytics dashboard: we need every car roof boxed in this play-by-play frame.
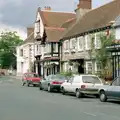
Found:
[73,74,98,77]
[24,72,37,74]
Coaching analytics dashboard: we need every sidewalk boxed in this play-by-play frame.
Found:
[8,75,22,80]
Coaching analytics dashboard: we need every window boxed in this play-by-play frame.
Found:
[73,76,81,83]
[95,62,101,73]
[86,61,92,74]
[112,77,120,86]
[77,37,84,51]
[53,43,58,53]
[85,35,91,50]
[95,33,101,49]
[64,40,69,51]
[82,76,101,84]
[36,20,40,33]
[70,38,76,50]
[20,49,23,56]
[64,62,69,72]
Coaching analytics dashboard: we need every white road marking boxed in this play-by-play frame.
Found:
[83,112,97,117]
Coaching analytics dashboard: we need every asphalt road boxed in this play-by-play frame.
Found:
[0,76,120,120]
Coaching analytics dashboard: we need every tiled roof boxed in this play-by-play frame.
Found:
[61,18,76,28]
[39,10,76,27]
[62,0,120,39]
[45,27,65,42]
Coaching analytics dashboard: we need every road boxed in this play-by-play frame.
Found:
[0,76,120,120]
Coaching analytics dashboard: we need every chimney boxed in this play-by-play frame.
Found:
[77,0,92,9]
[27,27,34,37]
[75,0,92,21]
[44,6,51,11]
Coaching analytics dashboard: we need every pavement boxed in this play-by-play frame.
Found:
[0,76,120,120]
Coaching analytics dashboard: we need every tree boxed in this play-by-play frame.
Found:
[96,33,114,78]
[0,31,23,69]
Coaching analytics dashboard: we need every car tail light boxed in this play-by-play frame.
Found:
[81,85,86,89]
[52,81,62,84]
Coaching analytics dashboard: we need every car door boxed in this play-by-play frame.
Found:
[63,77,73,92]
[106,77,120,98]
[70,76,82,93]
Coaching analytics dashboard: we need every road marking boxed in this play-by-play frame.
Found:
[83,112,97,117]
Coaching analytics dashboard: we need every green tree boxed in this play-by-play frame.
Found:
[0,31,23,69]
[95,32,114,78]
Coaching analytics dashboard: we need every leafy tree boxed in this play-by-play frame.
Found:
[0,31,23,69]
[89,31,115,78]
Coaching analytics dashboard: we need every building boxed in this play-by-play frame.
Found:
[16,27,34,76]
[60,0,120,78]
[34,7,76,77]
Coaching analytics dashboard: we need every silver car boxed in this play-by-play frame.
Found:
[99,76,120,102]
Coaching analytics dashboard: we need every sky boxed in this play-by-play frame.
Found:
[0,0,113,39]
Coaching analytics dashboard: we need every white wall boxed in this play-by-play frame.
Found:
[16,43,34,76]
[34,12,44,39]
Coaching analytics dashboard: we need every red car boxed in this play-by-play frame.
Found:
[22,73,41,87]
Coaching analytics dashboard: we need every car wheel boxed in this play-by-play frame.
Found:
[61,87,66,95]
[76,89,82,98]
[48,85,52,92]
[100,91,107,102]
[39,83,43,90]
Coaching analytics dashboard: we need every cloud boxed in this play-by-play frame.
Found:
[0,22,26,40]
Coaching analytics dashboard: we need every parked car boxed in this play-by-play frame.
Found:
[61,75,103,98]
[39,74,68,92]
[99,76,120,102]
[22,73,41,87]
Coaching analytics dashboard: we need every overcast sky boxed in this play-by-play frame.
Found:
[0,0,113,39]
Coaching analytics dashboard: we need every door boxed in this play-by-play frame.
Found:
[106,77,120,98]
[70,76,82,93]
[64,77,73,92]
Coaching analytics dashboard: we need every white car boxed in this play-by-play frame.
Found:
[61,75,103,98]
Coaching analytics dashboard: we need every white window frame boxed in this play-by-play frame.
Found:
[70,38,77,50]
[86,61,93,74]
[95,33,101,49]
[53,43,58,53]
[85,35,91,50]
[95,62,101,73]
[64,40,69,53]
[77,36,84,51]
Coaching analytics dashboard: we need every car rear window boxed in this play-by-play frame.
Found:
[82,76,101,84]
[53,75,67,81]
[27,73,39,77]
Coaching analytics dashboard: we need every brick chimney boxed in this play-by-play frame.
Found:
[27,27,34,37]
[77,0,92,9]
[75,0,92,21]
[44,6,51,11]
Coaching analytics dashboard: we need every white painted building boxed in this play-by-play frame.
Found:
[17,27,34,76]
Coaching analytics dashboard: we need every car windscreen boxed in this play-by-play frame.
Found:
[82,76,101,84]
[52,75,67,81]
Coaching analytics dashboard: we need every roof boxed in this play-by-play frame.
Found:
[22,32,34,44]
[61,18,76,28]
[45,27,65,42]
[62,0,120,39]
[39,10,76,27]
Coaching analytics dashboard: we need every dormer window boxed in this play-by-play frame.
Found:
[36,20,40,33]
